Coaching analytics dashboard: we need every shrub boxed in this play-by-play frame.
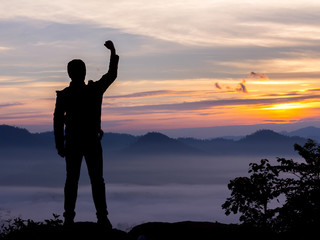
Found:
[222,139,320,232]
[0,213,62,239]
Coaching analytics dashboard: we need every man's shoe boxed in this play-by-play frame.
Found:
[97,217,112,230]
[63,218,74,227]
[63,211,75,227]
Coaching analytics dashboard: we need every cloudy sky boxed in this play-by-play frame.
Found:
[1,0,320,134]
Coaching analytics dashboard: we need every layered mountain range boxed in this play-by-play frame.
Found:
[1,124,317,157]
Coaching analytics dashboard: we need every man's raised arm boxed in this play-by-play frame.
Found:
[96,40,119,92]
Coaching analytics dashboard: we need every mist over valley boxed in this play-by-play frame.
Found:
[0,125,314,228]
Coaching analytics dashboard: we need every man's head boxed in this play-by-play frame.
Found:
[67,59,86,83]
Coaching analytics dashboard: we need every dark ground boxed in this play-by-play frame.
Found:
[2,220,315,240]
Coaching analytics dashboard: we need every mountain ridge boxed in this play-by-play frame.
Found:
[123,132,203,155]
[0,124,314,156]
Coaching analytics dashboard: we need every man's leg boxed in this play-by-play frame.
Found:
[84,138,111,228]
[64,149,83,225]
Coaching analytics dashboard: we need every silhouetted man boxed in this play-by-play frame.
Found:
[53,40,119,228]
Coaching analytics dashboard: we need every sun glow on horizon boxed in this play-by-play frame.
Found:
[263,103,306,110]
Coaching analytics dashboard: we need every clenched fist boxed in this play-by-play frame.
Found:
[104,40,115,51]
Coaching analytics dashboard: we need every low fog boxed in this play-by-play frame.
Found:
[0,148,292,230]
[0,183,238,231]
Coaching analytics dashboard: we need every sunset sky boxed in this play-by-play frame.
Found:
[1,0,320,135]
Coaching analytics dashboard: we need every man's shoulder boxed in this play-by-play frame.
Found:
[87,80,102,91]
[56,86,70,97]
[87,78,108,95]
[87,80,98,86]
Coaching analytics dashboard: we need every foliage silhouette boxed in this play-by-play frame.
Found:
[222,139,320,233]
[0,214,129,240]
[0,213,63,239]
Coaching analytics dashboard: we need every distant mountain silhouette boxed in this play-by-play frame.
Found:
[241,129,291,143]
[284,126,320,142]
[236,129,306,155]
[0,125,314,157]
[0,125,135,152]
[0,125,313,187]
[0,125,54,148]
[123,132,202,155]
[100,132,137,152]
[179,129,307,156]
